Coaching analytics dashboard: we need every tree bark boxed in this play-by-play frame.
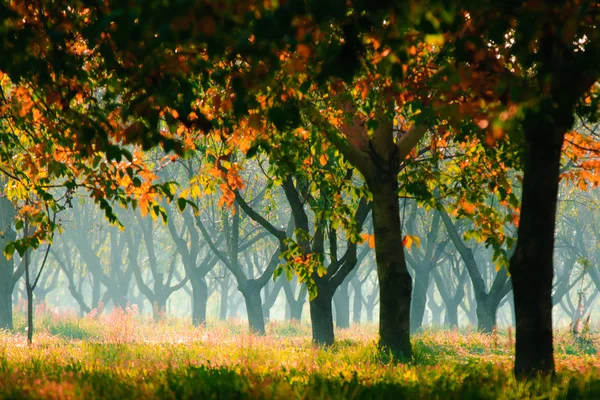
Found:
[510,126,563,377]
[310,287,334,346]
[371,179,412,359]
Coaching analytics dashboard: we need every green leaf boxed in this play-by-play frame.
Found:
[177,197,187,212]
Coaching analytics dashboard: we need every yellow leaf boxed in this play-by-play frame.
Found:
[368,234,375,249]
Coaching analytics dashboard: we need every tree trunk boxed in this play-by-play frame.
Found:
[0,252,13,330]
[476,298,498,333]
[219,275,229,320]
[352,281,363,324]
[191,276,208,326]
[309,288,334,346]
[428,299,443,327]
[152,298,167,321]
[333,281,350,329]
[240,284,266,335]
[288,299,304,321]
[444,301,460,328]
[410,271,429,333]
[371,180,412,359]
[510,126,562,377]
[366,301,375,323]
[0,197,15,331]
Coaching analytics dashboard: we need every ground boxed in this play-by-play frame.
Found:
[0,309,599,399]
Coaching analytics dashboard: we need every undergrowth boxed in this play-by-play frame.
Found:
[1,308,599,399]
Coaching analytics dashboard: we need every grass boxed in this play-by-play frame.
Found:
[1,307,599,399]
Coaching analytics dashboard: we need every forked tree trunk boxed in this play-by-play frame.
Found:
[510,126,562,377]
[310,287,334,346]
[371,179,412,359]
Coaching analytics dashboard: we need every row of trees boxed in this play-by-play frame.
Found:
[1,0,599,377]
[2,161,599,344]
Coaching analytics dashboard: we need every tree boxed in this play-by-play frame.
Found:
[459,1,600,376]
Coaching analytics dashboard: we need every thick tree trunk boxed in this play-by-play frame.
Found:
[444,301,460,328]
[191,277,208,326]
[510,127,562,377]
[410,271,429,333]
[333,281,350,329]
[476,298,499,333]
[310,288,334,346]
[152,298,167,321]
[371,180,412,359]
[288,300,304,321]
[240,284,266,335]
[352,281,363,324]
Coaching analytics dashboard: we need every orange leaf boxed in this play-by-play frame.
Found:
[319,154,329,166]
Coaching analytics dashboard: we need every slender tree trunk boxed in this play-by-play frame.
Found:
[310,287,334,346]
[333,281,350,329]
[191,277,208,326]
[410,271,429,333]
[24,250,33,345]
[240,284,266,335]
[0,197,15,331]
[219,276,229,320]
[0,254,12,330]
[352,281,363,324]
[366,301,375,323]
[371,180,412,359]
[510,127,562,377]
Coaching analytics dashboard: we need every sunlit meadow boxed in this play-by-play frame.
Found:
[0,307,598,399]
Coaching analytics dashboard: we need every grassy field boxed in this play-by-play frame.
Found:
[1,308,599,399]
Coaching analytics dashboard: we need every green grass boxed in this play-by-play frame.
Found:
[1,309,599,399]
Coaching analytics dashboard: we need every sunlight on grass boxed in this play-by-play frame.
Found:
[1,308,599,399]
